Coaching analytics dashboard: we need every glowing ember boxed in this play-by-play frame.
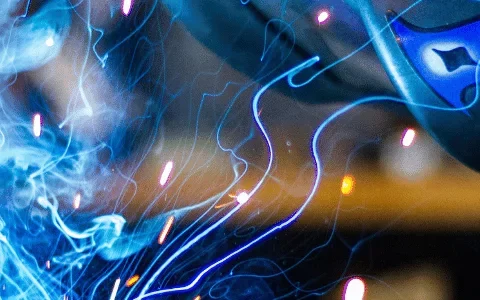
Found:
[158,216,175,244]
[236,191,250,205]
[341,175,355,195]
[33,113,41,137]
[122,0,133,15]
[109,278,121,300]
[125,275,140,287]
[317,10,330,24]
[401,128,416,147]
[73,193,81,209]
[344,277,366,300]
[159,161,174,186]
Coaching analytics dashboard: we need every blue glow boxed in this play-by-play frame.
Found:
[0,0,478,299]
[390,14,479,112]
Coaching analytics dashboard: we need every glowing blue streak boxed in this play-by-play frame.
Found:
[136,56,480,298]
[134,56,321,299]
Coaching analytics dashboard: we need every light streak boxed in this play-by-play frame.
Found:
[214,202,233,209]
[158,216,175,244]
[133,57,322,300]
[122,0,133,16]
[317,10,330,24]
[341,175,355,195]
[257,107,263,117]
[33,113,41,137]
[125,275,140,287]
[45,260,50,269]
[402,128,416,147]
[159,161,174,186]
[343,277,366,300]
[193,296,201,300]
[73,193,81,209]
[109,278,121,300]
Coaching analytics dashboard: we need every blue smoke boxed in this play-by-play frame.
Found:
[1,0,477,299]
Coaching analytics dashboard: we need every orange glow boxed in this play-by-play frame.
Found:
[158,216,175,244]
[343,277,366,300]
[125,275,140,287]
[341,175,355,195]
[214,202,233,209]
[193,296,201,300]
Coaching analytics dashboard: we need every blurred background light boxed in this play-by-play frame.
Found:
[381,129,443,180]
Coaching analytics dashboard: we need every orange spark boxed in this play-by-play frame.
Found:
[125,275,140,287]
[341,175,355,196]
[158,216,175,244]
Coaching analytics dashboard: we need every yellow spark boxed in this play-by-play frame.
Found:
[341,175,355,196]
[125,275,140,287]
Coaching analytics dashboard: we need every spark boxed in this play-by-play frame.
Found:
[122,0,133,16]
[45,260,51,269]
[73,193,81,209]
[109,278,121,300]
[341,175,355,195]
[125,275,140,287]
[159,161,174,186]
[343,277,366,300]
[401,128,416,147]
[257,107,263,117]
[33,113,41,137]
[214,201,233,209]
[45,37,54,47]
[236,191,250,205]
[193,296,201,300]
[317,10,330,24]
[158,216,175,244]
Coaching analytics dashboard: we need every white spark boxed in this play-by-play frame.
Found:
[317,10,330,24]
[122,0,133,15]
[109,278,121,300]
[45,37,54,47]
[401,128,416,147]
[159,161,173,186]
[73,193,81,209]
[33,113,41,137]
[236,192,250,205]
[344,278,366,300]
